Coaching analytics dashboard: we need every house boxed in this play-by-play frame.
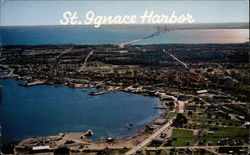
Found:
[178,95,188,101]
[186,105,196,110]
[151,139,164,144]
[196,90,208,94]
[236,115,245,121]
[160,133,167,138]
[31,146,52,154]
[218,147,244,154]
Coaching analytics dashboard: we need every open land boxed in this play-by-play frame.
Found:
[0,43,249,154]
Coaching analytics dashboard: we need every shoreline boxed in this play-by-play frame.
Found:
[0,76,168,141]
[0,42,249,154]
[0,74,178,154]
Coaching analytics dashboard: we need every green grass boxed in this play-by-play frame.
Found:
[171,129,196,146]
[216,117,243,126]
[169,127,249,147]
[190,115,207,123]
[210,127,248,137]
[172,129,193,137]
[188,113,243,127]
[166,111,177,119]
[160,150,171,155]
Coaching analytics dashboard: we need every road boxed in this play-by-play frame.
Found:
[0,64,17,78]
[125,119,174,155]
[163,49,188,69]
[177,100,186,113]
[119,29,169,47]
[125,94,187,155]
[50,47,73,61]
[78,50,94,72]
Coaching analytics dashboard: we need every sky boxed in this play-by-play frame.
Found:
[0,0,249,26]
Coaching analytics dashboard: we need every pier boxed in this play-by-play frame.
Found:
[19,81,46,87]
[88,89,113,96]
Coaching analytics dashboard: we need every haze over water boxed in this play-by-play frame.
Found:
[0,28,249,45]
[0,27,248,143]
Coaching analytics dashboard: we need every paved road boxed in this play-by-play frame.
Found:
[125,93,188,155]
[78,50,94,72]
[177,100,185,113]
[51,47,73,61]
[0,64,17,78]
[125,119,174,155]
[163,49,188,69]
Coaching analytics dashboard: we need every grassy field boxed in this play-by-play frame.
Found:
[209,127,248,137]
[166,111,177,119]
[172,129,194,137]
[170,129,197,146]
[169,127,249,147]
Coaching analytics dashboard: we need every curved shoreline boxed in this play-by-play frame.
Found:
[1,42,248,154]
[0,75,170,145]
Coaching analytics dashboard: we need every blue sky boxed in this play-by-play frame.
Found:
[0,0,249,26]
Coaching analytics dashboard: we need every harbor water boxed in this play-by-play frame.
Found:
[0,79,163,143]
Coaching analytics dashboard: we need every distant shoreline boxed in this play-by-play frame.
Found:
[0,23,249,30]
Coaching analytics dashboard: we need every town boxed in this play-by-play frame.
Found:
[0,42,249,154]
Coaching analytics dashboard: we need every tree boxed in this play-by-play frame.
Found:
[171,113,188,127]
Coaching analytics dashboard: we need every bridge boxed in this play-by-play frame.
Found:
[118,26,170,48]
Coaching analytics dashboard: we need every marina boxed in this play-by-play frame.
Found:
[0,79,163,143]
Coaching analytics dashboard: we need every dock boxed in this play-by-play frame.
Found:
[19,81,46,87]
[154,105,168,109]
[89,90,110,96]
[88,88,116,96]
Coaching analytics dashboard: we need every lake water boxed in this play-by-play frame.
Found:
[0,28,249,45]
[0,27,248,143]
[0,79,163,143]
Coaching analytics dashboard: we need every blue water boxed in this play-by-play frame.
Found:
[0,28,248,45]
[0,28,151,45]
[0,79,163,143]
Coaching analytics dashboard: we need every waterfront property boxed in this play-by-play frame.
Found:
[0,79,163,143]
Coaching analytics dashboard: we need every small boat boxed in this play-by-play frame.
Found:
[106,137,114,143]
[84,129,94,136]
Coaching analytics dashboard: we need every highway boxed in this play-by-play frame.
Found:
[163,49,188,69]
[78,50,94,72]
[119,28,169,47]
[51,47,73,61]
[125,120,174,155]
[125,94,186,155]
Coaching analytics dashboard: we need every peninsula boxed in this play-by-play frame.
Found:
[0,42,249,154]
